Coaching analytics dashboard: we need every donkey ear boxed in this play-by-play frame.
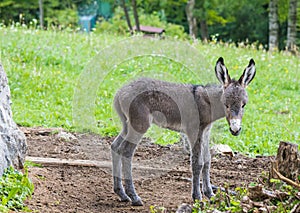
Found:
[238,59,256,87]
[215,57,231,88]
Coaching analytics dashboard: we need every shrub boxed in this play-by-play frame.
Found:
[0,166,34,212]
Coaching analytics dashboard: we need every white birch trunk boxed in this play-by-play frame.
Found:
[287,0,297,52]
[268,0,279,51]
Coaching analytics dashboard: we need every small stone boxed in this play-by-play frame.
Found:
[56,131,77,142]
[212,210,224,213]
[258,207,268,212]
[242,195,250,203]
[176,203,192,213]
[211,144,234,157]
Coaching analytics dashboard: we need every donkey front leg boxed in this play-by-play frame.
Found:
[191,138,204,201]
[202,141,214,198]
[202,125,214,198]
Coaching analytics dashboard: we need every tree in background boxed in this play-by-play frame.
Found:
[0,0,78,28]
[42,0,78,29]
[0,0,299,51]
[185,0,228,42]
[139,0,188,31]
[269,0,279,51]
[210,0,269,45]
[132,0,140,31]
[39,0,44,29]
[120,0,140,33]
[286,0,297,52]
[0,0,38,23]
[186,0,197,39]
[195,0,210,42]
[120,0,133,34]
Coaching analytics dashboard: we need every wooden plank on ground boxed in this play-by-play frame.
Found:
[25,156,172,172]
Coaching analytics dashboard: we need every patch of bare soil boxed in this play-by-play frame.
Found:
[22,127,271,213]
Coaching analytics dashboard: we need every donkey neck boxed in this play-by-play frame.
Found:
[202,84,226,122]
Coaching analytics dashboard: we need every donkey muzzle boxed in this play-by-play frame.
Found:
[229,119,241,136]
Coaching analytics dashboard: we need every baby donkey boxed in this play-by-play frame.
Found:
[111,57,256,206]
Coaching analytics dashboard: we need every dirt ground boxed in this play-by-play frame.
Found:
[21,127,272,213]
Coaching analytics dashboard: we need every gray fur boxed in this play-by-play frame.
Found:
[111,57,256,205]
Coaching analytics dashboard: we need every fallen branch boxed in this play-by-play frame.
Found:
[272,167,300,190]
[290,204,300,213]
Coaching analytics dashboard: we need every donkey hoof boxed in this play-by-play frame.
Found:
[120,195,131,202]
[192,193,202,202]
[204,192,215,199]
[132,198,143,206]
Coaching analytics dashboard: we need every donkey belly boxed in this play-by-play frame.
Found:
[151,111,182,132]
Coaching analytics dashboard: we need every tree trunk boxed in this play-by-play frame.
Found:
[200,19,208,42]
[185,0,198,39]
[270,141,300,187]
[0,64,27,176]
[120,0,133,34]
[131,0,140,32]
[287,0,297,52]
[38,0,44,29]
[268,0,279,51]
[275,141,299,182]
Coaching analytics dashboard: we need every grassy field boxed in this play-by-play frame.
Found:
[0,26,299,156]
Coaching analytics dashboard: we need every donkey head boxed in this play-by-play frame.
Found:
[215,57,256,136]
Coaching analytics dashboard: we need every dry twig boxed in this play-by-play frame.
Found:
[272,167,300,190]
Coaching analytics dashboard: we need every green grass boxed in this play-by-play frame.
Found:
[0,26,299,156]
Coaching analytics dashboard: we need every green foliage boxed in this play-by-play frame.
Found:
[192,181,299,212]
[0,0,300,47]
[137,0,188,28]
[95,7,129,35]
[202,187,245,212]
[44,7,78,29]
[0,0,79,29]
[191,186,246,212]
[95,6,188,39]
[208,0,269,45]
[0,0,38,24]
[149,205,166,213]
[0,166,34,212]
[278,0,289,23]
[262,179,300,212]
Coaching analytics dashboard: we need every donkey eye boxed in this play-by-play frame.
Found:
[242,103,246,108]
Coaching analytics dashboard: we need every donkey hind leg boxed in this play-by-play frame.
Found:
[111,99,132,202]
[202,125,214,198]
[111,132,131,202]
[120,125,147,206]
